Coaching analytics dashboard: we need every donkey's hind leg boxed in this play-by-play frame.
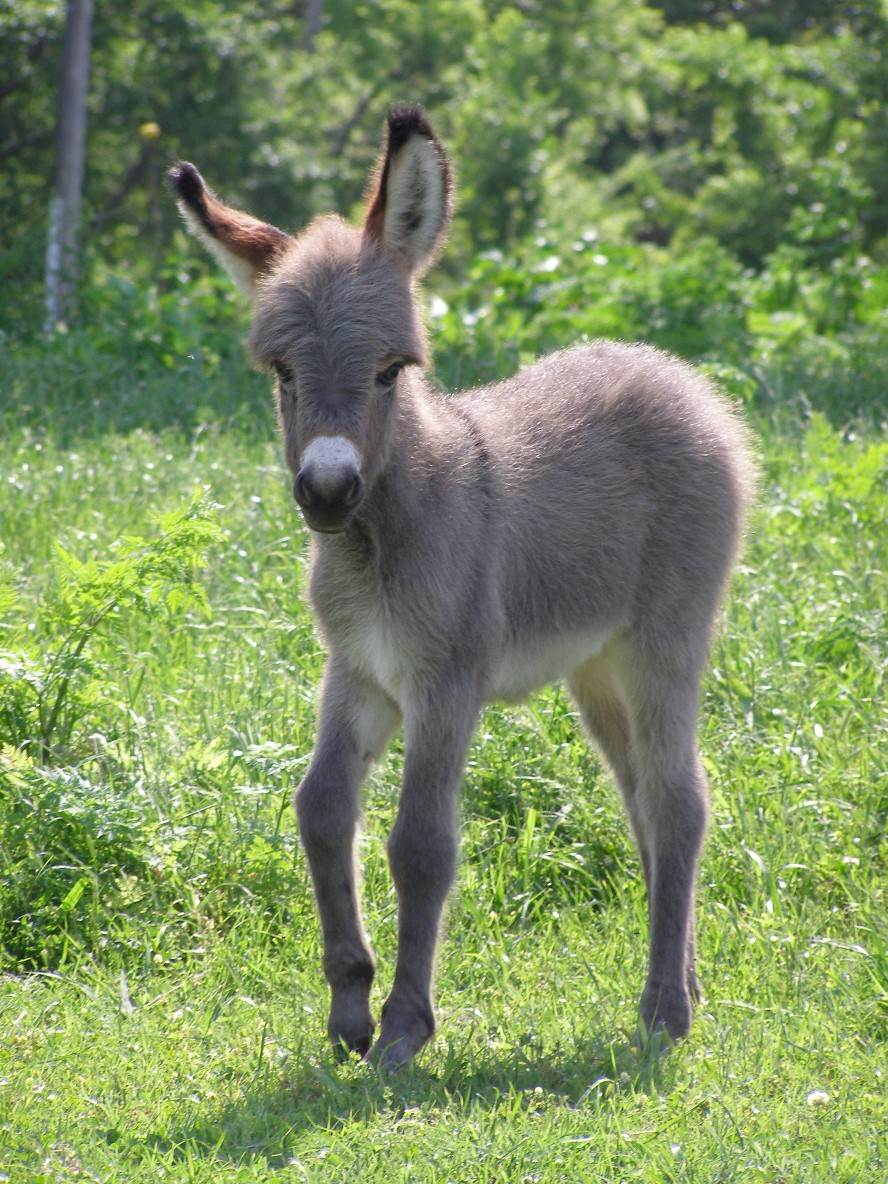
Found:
[611,638,709,1041]
[569,653,703,1010]
[569,654,649,888]
[295,659,400,1057]
[570,640,707,1041]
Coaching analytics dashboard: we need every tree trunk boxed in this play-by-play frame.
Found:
[304,0,323,52]
[44,0,93,332]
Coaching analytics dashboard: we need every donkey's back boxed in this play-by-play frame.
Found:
[171,105,755,1070]
[388,339,752,705]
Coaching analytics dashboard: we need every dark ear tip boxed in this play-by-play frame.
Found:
[168,161,205,203]
[386,103,435,149]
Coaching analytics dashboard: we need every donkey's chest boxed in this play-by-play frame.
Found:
[310,560,414,701]
[340,608,408,700]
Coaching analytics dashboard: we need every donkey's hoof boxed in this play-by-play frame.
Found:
[363,1030,424,1072]
[327,1006,375,1060]
[364,1000,434,1071]
[638,982,692,1046]
[331,1029,374,1061]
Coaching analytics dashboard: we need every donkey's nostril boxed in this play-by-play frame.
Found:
[294,469,362,511]
[294,437,363,527]
[293,471,313,508]
[344,473,364,508]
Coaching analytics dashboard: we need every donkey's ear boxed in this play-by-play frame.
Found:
[363,105,453,276]
[168,163,292,295]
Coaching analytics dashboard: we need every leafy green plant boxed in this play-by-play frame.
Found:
[0,489,223,763]
[431,232,751,393]
[0,751,153,969]
[78,254,251,377]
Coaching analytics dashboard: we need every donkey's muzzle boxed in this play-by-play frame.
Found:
[294,436,364,533]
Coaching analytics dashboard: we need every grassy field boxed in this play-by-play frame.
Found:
[1,323,886,1182]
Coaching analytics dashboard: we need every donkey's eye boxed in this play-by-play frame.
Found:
[376,361,404,388]
[274,361,295,385]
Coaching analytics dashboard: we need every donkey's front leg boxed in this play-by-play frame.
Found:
[370,680,481,1070]
[295,659,400,1057]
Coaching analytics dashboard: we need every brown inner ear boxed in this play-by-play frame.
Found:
[363,159,390,246]
[201,196,291,275]
[170,162,291,278]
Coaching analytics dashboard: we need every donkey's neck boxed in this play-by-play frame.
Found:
[317,377,481,565]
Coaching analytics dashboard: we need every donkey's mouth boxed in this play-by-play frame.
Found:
[300,505,358,534]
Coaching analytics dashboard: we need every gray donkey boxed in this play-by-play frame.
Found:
[170,105,755,1070]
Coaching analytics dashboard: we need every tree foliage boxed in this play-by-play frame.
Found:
[1,0,887,335]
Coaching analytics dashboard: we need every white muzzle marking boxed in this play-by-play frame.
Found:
[299,435,362,496]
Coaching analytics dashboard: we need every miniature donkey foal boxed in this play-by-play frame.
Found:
[170,105,755,1070]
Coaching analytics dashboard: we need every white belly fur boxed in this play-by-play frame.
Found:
[489,625,614,703]
[342,610,614,706]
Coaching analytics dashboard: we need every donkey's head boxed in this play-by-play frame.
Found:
[169,105,452,533]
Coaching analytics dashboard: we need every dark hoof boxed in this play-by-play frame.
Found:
[639,982,692,1045]
[330,1028,374,1061]
[364,998,434,1070]
[327,1002,375,1060]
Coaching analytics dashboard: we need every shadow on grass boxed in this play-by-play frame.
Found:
[139,1034,677,1169]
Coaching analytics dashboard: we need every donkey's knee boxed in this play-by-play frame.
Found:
[294,763,357,857]
[387,816,457,902]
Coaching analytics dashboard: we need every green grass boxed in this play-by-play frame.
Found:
[0,332,886,1181]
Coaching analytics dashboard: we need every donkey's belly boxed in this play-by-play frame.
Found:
[488,625,614,703]
[334,604,617,707]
